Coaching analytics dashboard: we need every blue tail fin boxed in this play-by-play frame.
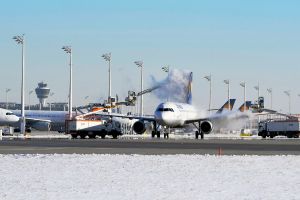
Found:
[216,99,236,114]
[238,101,252,112]
[186,72,193,104]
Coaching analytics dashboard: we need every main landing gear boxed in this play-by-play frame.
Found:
[151,121,161,138]
[193,121,204,140]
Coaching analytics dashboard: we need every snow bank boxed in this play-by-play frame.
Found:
[0,154,299,200]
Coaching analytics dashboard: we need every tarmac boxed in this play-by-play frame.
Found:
[0,132,300,155]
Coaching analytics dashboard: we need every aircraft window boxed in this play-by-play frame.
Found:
[157,108,174,112]
[6,112,14,115]
[163,108,174,112]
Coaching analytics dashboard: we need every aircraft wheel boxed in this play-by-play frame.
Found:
[151,131,155,138]
[71,133,78,139]
[87,132,96,139]
[88,134,96,139]
[195,131,199,139]
[100,134,106,139]
[112,134,118,139]
[111,130,118,139]
[100,130,107,139]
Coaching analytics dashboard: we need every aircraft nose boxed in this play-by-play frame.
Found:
[163,112,174,124]
[154,111,171,126]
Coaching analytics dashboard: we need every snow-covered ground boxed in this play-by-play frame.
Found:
[0,154,299,200]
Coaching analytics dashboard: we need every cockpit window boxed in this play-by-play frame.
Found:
[165,108,174,112]
[156,108,174,112]
[6,112,14,115]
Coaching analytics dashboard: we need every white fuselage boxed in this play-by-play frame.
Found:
[12,110,67,123]
[154,102,198,127]
[6,110,69,131]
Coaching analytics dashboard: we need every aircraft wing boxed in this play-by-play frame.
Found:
[96,112,155,122]
[25,117,51,123]
[185,110,248,124]
[184,117,209,124]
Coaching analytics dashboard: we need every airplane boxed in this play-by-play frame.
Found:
[0,108,68,132]
[152,98,236,137]
[96,72,217,139]
[11,110,67,132]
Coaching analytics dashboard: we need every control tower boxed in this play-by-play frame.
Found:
[35,82,50,109]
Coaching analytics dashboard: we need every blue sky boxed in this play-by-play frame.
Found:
[0,0,299,113]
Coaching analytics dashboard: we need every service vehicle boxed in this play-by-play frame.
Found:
[258,120,300,138]
[66,118,122,139]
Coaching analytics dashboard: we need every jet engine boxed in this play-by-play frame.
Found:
[200,121,213,134]
[133,120,146,134]
[31,122,51,131]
